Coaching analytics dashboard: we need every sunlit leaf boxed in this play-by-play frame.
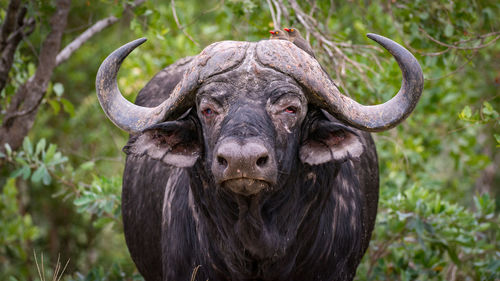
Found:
[459,105,472,120]
[53,82,64,97]
[22,137,33,155]
[48,99,61,114]
[35,138,46,157]
[60,98,75,117]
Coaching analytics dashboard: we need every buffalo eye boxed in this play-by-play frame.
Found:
[284,106,297,114]
[202,107,217,118]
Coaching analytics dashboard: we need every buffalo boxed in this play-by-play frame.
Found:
[96,34,423,281]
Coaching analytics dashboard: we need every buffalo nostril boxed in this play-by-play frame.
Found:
[256,156,269,167]
[217,156,228,168]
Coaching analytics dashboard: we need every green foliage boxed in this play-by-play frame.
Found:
[1,135,131,279]
[3,138,68,186]
[357,186,500,280]
[0,178,40,279]
[71,264,144,281]
[73,175,122,228]
[0,0,498,280]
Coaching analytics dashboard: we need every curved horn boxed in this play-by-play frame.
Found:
[320,34,424,131]
[96,38,172,133]
[258,34,423,132]
[97,39,250,133]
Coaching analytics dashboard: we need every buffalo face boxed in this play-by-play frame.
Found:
[198,69,308,195]
[126,65,363,197]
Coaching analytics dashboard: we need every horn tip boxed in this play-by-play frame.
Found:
[133,37,147,47]
[366,33,384,43]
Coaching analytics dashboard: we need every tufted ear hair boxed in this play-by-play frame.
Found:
[299,113,364,165]
[123,110,201,167]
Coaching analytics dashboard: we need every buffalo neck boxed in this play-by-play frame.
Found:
[187,158,364,280]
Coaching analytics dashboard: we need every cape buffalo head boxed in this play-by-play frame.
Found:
[96,35,423,196]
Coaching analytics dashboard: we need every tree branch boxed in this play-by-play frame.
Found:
[272,0,282,29]
[266,0,279,29]
[55,0,146,66]
[279,0,380,94]
[0,0,21,48]
[277,0,289,23]
[0,0,71,152]
[55,16,118,66]
[0,0,35,93]
[0,0,147,153]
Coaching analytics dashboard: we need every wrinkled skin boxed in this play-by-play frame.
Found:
[121,44,379,281]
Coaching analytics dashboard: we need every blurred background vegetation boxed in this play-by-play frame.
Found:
[0,0,498,280]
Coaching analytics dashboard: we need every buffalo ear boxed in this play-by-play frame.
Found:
[123,116,201,168]
[299,120,364,165]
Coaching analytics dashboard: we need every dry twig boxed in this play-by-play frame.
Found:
[273,0,381,94]
[419,28,500,51]
[266,0,279,29]
[425,50,479,81]
[33,251,70,281]
[171,0,200,47]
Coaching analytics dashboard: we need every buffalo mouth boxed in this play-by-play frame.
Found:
[222,178,271,196]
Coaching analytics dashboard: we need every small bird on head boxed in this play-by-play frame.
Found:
[284,27,315,58]
[269,29,289,40]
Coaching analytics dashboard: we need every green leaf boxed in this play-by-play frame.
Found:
[35,138,46,157]
[53,82,64,97]
[44,144,57,162]
[42,168,52,185]
[11,166,30,179]
[74,196,94,207]
[21,165,31,180]
[459,105,472,120]
[48,99,61,114]
[4,143,12,156]
[444,23,454,37]
[482,101,498,118]
[79,161,95,171]
[27,63,35,77]
[22,137,33,155]
[494,134,500,147]
[103,200,114,214]
[48,152,68,166]
[446,246,460,265]
[31,165,49,184]
[396,211,413,221]
[60,98,75,117]
[353,20,366,34]
[482,7,494,20]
